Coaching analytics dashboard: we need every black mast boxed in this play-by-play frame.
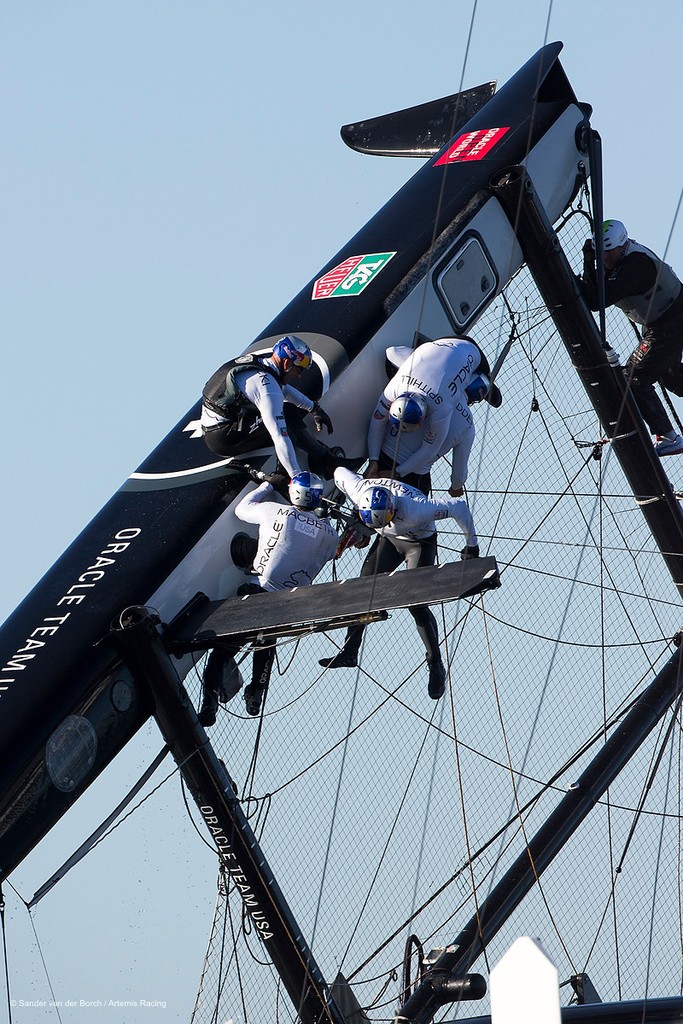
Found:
[491,165,683,590]
[113,606,347,1024]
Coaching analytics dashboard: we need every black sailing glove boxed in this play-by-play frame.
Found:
[312,403,333,434]
[460,544,480,561]
[265,472,290,498]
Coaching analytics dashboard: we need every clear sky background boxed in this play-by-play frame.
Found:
[2,2,682,1022]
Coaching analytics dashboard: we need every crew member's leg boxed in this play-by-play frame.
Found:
[199,642,241,726]
[404,532,446,699]
[319,537,402,668]
[200,582,267,725]
[284,407,358,479]
[626,328,683,452]
[654,319,683,397]
[202,409,261,457]
[243,644,276,717]
[378,450,431,495]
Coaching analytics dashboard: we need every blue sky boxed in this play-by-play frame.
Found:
[2,1,681,621]
[2,2,682,1021]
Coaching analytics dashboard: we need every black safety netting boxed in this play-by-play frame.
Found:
[187,211,683,1023]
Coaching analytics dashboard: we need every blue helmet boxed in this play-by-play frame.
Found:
[388,392,427,432]
[288,471,324,510]
[465,373,490,405]
[358,486,395,529]
[273,335,312,369]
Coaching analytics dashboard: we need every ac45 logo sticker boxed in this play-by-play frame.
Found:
[312,252,395,299]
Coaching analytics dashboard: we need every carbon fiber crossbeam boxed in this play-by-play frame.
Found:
[168,557,500,653]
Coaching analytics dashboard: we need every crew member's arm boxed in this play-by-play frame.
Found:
[425,495,478,547]
[395,404,452,479]
[282,384,333,433]
[366,391,393,477]
[243,374,301,478]
[333,466,368,506]
[235,482,275,524]
[581,248,658,311]
[281,384,316,412]
[448,429,474,496]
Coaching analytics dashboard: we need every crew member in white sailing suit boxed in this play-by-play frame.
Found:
[199,472,338,722]
[318,467,479,700]
[201,335,341,478]
[365,336,501,495]
[580,220,683,457]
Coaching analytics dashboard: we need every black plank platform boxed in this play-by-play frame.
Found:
[167,557,500,652]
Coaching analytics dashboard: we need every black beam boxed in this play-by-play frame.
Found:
[168,558,500,653]
[112,607,347,1024]
[490,165,683,591]
[451,996,683,1024]
[396,643,683,1022]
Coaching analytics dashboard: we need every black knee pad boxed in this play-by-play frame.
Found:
[231,532,258,569]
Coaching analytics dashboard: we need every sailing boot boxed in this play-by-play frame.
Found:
[243,683,265,717]
[318,650,358,669]
[654,433,683,457]
[198,686,219,727]
[427,657,446,700]
[319,625,363,668]
[243,646,273,716]
[415,612,446,699]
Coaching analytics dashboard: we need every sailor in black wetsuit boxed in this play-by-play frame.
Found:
[580,219,683,457]
[201,335,345,478]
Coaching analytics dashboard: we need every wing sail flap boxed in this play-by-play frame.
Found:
[340,83,497,157]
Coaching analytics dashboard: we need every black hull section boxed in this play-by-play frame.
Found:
[455,998,683,1024]
[0,42,591,877]
[254,43,585,356]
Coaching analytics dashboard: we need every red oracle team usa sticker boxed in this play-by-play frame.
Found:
[312,252,396,299]
[435,126,510,165]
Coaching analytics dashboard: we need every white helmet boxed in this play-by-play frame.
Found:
[388,392,428,432]
[288,472,324,510]
[358,486,396,529]
[602,220,628,251]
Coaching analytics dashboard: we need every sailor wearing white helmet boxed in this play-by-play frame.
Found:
[580,220,683,457]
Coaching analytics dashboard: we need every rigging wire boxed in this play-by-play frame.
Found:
[189,49,683,1019]
[25,911,64,1024]
[599,447,624,998]
[645,709,682,995]
[409,700,448,921]
[336,704,440,975]
[1,884,13,1024]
